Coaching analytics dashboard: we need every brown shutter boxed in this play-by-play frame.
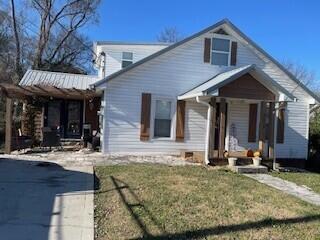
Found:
[204,38,211,63]
[140,93,151,141]
[248,104,258,142]
[176,100,186,142]
[277,108,285,143]
[230,41,237,66]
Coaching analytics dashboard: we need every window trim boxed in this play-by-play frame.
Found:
[121,52,133,68]
[150,95,176,141]
[211,34,232,66]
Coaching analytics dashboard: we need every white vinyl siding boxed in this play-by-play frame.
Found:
[95,44,168,78]
[103,97,206,154]
[100,26,312,160]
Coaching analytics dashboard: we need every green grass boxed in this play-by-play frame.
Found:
[271,171,320,194]
[95,164,320,240]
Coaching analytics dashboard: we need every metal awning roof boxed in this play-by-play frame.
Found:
[0,70,102,100]
[178,64,296,101]
[20,69,100,90]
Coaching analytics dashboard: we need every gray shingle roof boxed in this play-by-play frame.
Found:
[20,70,100,90]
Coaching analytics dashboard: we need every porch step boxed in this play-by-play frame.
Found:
[229,165,268,174]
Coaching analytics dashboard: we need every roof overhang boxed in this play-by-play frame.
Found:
[178,65,296,102]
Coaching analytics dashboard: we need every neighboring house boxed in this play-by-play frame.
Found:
[93,19,319,167]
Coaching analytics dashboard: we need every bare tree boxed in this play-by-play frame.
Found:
[29,0,100,72]
[10,0,23,80]
[42,31,94,73]
[282,59,317,89]
[0,8,16,83]
[157,27,182,43]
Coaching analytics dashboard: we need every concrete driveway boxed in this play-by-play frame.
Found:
[0,158,94,240]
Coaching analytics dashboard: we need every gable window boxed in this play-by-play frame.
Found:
[122,52,133,68]
[211,37,230,66]
[153,99,173,138]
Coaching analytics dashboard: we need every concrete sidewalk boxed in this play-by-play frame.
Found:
[245,174,320,206]
[0,158,94,240]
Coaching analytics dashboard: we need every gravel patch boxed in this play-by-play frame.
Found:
[0,151,198,167]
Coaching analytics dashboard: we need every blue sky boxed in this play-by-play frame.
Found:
[84,0,320,85]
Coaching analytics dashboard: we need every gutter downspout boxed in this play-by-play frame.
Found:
[100,51,106,78]
[196,96,212,165]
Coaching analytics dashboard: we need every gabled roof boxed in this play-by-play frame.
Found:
[178,65,296,101]
[92,19,319,103]
[92,19,229,88]
[20,69,100,90]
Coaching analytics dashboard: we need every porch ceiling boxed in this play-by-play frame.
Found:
[0,83,101,100]
[178,64,296,102]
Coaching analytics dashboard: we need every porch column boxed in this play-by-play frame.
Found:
[268,102,275,159]
[258,101,266,157]
[273,102,280,170]
[218,98,226,158]
[5,97,13,154]
[209,97,216,158]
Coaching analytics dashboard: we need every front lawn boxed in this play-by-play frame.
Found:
[94,164,320,239]
[271,171,320,194]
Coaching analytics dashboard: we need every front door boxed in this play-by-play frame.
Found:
[46,100,61,130]
[66,100,83,138]
[45,99,83,139]
[213,103,228,151]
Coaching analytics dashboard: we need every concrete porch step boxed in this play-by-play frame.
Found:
[229,165,268,174]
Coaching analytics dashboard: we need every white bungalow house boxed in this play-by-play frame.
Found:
[1,19,318,168]
[92,19,319,167]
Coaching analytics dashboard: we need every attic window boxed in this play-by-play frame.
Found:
[122,52,133,68]
[214,28,229,35]
[211,37,231,66]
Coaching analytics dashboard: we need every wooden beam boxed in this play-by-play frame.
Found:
[54,86,71,96]
[17,85,35,95]
[218,98,226,158]
[4,97,12,154]
[209,97,216,158]
[0,85,8,97]
[258,101,266,157]
[72,87,86,96]
[268,102,275,159]
[34,85,51,94]
[0,83,100,100]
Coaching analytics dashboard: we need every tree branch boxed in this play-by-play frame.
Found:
[10,0,23,81]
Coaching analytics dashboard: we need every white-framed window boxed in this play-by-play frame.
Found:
[151,97,175,139]
[211,35,231,66]
[121,52,133,68]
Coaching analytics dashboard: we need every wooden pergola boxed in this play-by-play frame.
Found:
[0,83,100,100]
[0,83,101,154]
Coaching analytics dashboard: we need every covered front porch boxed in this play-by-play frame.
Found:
[0,70,102,154]
[179,65,296,170]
